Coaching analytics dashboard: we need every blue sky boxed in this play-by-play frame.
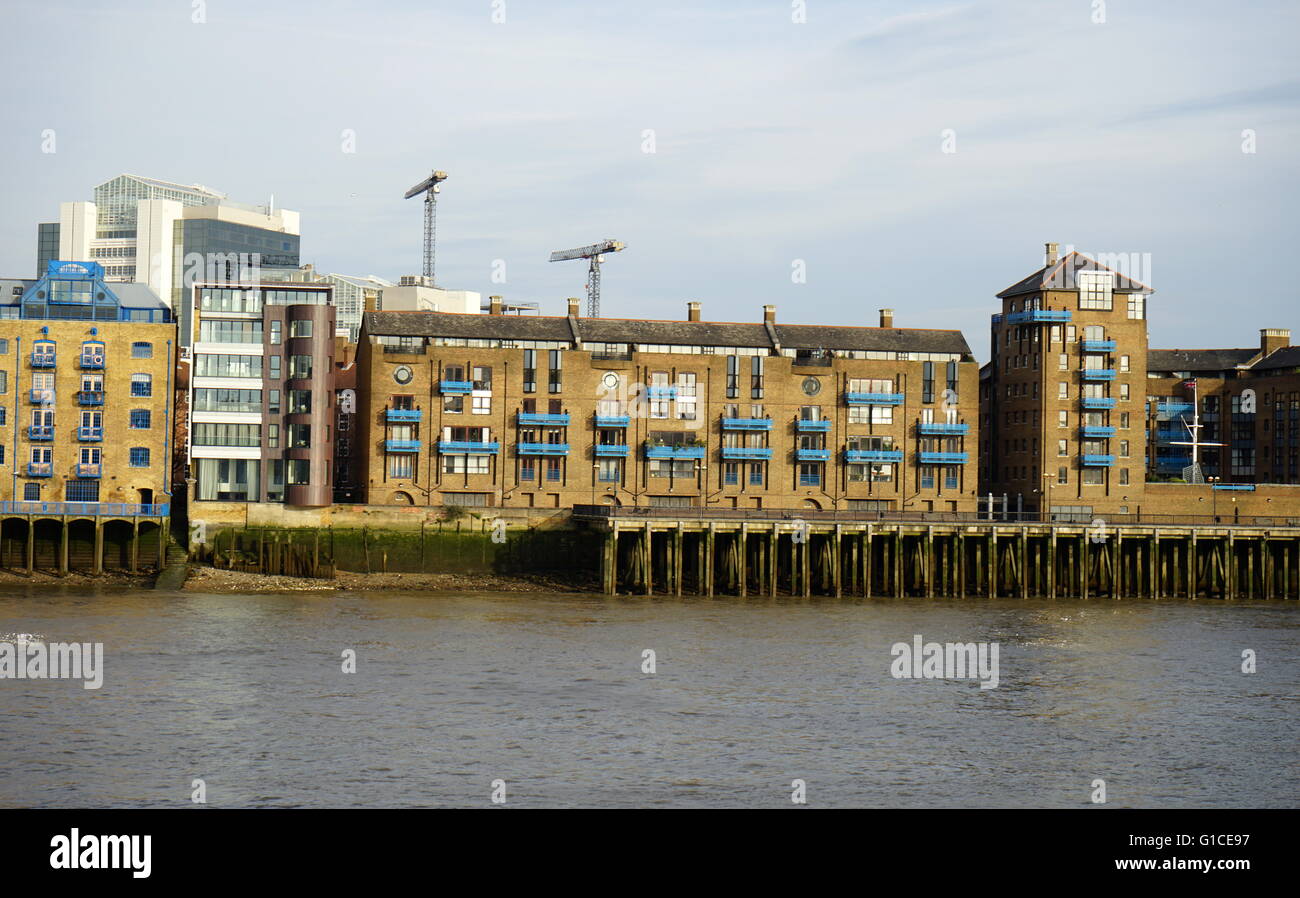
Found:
[2,0,1297,360]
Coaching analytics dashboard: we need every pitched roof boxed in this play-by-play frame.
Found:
[361,310,973,357]
[997,251,1153,298]
[1251,346,1300,372]
[1147,348,1259,373]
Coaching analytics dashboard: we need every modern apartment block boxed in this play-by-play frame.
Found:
[0,261,174,520]
[39,174,300,317]
[979,244,1154,517]
[178,282,336,513]
[356,299,979,511]
[261,265,393,342]
[1147,329,1300,484]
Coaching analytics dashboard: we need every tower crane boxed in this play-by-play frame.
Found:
[404,170,448,284]
[549,239,625,317]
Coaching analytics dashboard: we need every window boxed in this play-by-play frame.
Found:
[129,447,150,467]
[268,423,279,449]
[24,482,40,500]
[1058,382,1068,399]
[1058,411,1069,428]
[726,356,739,399]
[472,395,491,415]
[388,454,413,479]
[1120,355,1130,372]
[1058,467,1068,485]
[1058,439,1068,457]
[522,350,536,393]
[598,459,620,482]
[520,458,536,481]
[922,361,935,404]
[270,321,282,345]
[1058,354,1068,371]
[288,390,312,414]
[547,350,562,393]
[289,355,312,379]
[1082,468,1104,485]
[289,320,313,338]
[1078,271,1114,310]
[1119,469,1130,485]
[130,374,152,397]
[268,389,281,414]
[472,366,492,390]
[194,458,260,501]
[1119,440,1129,458]
[0,370,6,393]
[0,339,6,354]
[129,409,151,429]
[724,462,739,485]
[750,356,764,399]
[1120,412,1130,429]
[192,423,261,447]
[1119,383,1130,401]
[269,355,281,379]
[0,407,5,426]
[676,372,697,420]
[444,396,464,414]
[1127,293,1145,320]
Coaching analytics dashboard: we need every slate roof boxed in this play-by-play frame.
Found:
[362,310,974,358]
[1147,348,1259,374]
[997,251,1153,298]
[1251,346,1300,372]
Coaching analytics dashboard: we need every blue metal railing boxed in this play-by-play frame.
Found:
[0,501,169,516]
[594,444,629,457]
[918,451,968,464]
[519,413,570,426]
[386,408,423,422]
[384,439,422,452]
[437,440,500,455]
[723,417,773,431]
[1081,397,1117,410]
[917,422,968,436]
[845,392,904,406]
[796,419,832,432]
[846,449,904,463]
[439,380,473,394]
[77,426,103,441]
[645,444,705,459]
[595,415,630,428]
[721,447,773,461]
[796,448,831,462]
[27,425,53,441]
[1005,309,1072,324]
[1082,454,1116,466]
[518,442,570,456]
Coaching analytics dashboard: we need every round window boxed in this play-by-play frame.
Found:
[602,373,619,389]
[393,365,413,385]
[802,377,822,396]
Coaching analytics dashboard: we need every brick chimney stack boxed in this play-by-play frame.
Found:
[762,304,776,324]
[1045,242,1060,267]
[1261,328,1291,358]
[488,295,503,315]
[879,308,894,328]
[566,297,581,318]
[687,301,701,322]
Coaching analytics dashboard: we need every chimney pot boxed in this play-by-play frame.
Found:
[566,297,581,318]
[1045,242,1060,267]
[879,308,894,329]
[687,301,701,322]
[762,304,776,324]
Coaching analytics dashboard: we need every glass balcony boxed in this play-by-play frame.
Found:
[26,462,52,477]
[795,448,831,462]
[845,449,904,463]
[1081,454,1115,466]
[916,422,968,436]
[518,412,570,426]
[1081,369,1117,381]
[30,351,56,368]
[1081,340,1117,353]
[1005,309,1072,324]
[644,444,705,459]
[27,425,54,441]
[518,442,570,456]
[77,426,103,441]
[796,419,832,432]
[918,451,968,464]
[384,439,422,452]
[386,408,423,423]
[1079,426,1116,438]
[595,415,630,428]
[437,440,499,455]
[722,417,773,431]
[720,447,773,460]
[1080,397,1117,410]
[439,380,473,394]
[845,392,904,406]
[75,462,102,478]
[77,390,104,406]
[594,444,629,457]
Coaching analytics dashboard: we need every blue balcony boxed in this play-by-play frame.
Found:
[646,386,678,400]
[1080,426,1115,438]
[27,426,53,441]
[438,440,499,455]
[1157,401,1194,418]
[918,451,968,464]
[1081,454,1115,467]
[77,390,104,406]
[1082,369,1117,381]
[595,415,630,428]
[798,473,822,487]
[1081,397,1117,410]
[518,442,570,456]
[75,463,102,479]
[645,444,705,460]
[0,501,169,516]
[1212,483,1256,491]
[594,444,629,457]
[385,439,422,453]
[519,412,570,426]
[77,426,103,442]
[1081,340,1117,353]
[1005,309,1072,324]
[845,392,904,406]
[439,380,473,394]
[721,447,773,461]
[386,408,423,423]
[796,448,831,462]
[30,352,56,368]
[26,463,52,477]
[723,417,773,431]
[79,353,105,369]
[28,389,55,405]
[846,449,904,463]
[796,418,832,432]
[916,422,968,436]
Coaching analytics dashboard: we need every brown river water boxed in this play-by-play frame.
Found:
[1,587,1296,808]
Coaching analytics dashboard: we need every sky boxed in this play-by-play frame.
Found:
[1,0,1297,362]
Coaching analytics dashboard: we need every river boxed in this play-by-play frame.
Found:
[1,587,1296,808]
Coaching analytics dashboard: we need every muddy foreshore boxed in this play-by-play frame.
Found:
[181,565,593,594]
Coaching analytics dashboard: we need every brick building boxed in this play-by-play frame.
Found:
[357,299,980,512]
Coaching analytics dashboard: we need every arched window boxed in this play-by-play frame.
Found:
[131,373,152,397]
[132,342,153,359]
